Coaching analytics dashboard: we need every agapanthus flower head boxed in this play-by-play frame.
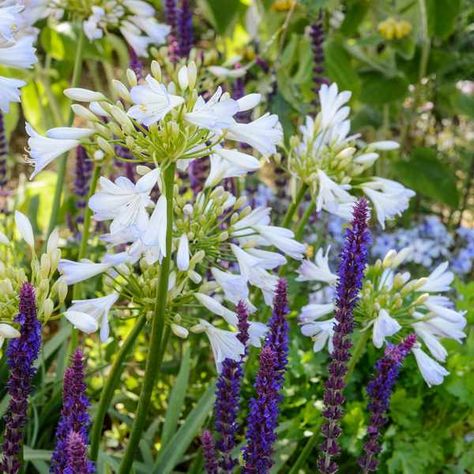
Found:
[358,334,417,473]
[288,83,414,228]
[1,282,41,474]
[299,228,466,387]
[317,198,371,474]
[50,348,94,474]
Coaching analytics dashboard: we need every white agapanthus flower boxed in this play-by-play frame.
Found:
[297,246,466,386]
[58,260,113,285]
[289,82,415,228]
[0,4,37,112]
[64,293,119,342]
[80,0,170,56]
[0,323,20,348]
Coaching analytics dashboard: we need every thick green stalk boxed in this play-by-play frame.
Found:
[119,163,176,474]
[90,315,146,461]
[281,183,308,228]
[295,200,316,241]
[287,432,319,474]
[45,29,85,239]
[345,328,371,383]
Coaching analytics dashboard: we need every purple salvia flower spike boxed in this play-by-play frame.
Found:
[317,198,371,474]
[358,334,417,473]
[243,282,290,473]
[50,349,94,473]
[177,0,193,58]
[64,431,94,474]
[214,302,249,472]
[201,430,219,474]
[188,157,209,195]
[74,146,93,227]
[128,46,144,82]
[310,10,328,102]
[0,111,8,188]
[1,283,42,474]
[165,0,179,62]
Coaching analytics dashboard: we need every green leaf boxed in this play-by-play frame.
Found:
[199,0,244,35]
[426,0,461,39]
[340,0,370,35]
[153,383,215,474]
[161,347,191,447]
[359,71,409,105]
[325,38,361,97]
[393,147,460,208]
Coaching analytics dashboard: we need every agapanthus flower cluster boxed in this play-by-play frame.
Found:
[288,83,415,227]
[0,1,37,113]
[0,211,66,344]
[298,243,466,386]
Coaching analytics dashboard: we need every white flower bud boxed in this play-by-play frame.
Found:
[151,60,161,81]
[42,298,54,319]
[40,254,51,278]
[171,323,189,339]
[57,278,68,303]
[0,231,9,245]
[112,80,132,102]
[177,66,189,90]
[47,228,60,255]
[188,270,202,284]
[64,88,105,102]
[188,61,197,88]
[94,150,105,161]
[110,107,134,133]
[71,104,98,121]
[382,249,397,268]
[15,211,34,248]
[97,136,115,156]
[126,68,138,87]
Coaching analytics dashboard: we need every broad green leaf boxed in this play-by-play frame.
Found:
[199,0,244,35]
[23,447,53,461]
[325,38,360,97]
[393,147,460,208]
[359,71,409,105]
[340,0,370,35]
[161,346,191,447]
[153,383,215,474]
[426,0,461,39]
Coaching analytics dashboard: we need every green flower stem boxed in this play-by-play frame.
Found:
[90,315,146,461]
[287,431,320,474]
[45,28,85,240]
[345,328,371,384]
[119,162,176,474]
[280,183,308,228]
[295,200,316,241]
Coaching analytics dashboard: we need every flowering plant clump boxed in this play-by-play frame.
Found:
[0,1,472,473]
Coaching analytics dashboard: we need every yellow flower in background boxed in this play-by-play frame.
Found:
[272,0,297,12]
[305,244,314,259]
[378,17,412,40]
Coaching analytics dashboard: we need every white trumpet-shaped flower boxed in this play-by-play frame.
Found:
[299,303,335,352]
[0,323,20,349]
[412,346,450,387]
[14,211,34,248]
[372,309,402,348]
[0,77,25,113]
[128,75,184,126]
[58,260,113,285]
[418,262,453,293]
[253,225,305,260]
[64,293,119,342]
[296,247,337,284]
[0,35,36,69]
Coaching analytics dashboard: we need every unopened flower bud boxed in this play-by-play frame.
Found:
[151,60,161,81]
[187,61,197,89]
[383,250,397,268]
[47,228,59,255]
[40,254,51,278]
[42,298,54,319]
[188,270,202,284]
[112,80,132,102]
[218,231,229,242]
[171,323,189,339]
[71,104,98,121]
[110,107,134,133]
[97,136,115,156]
[126,68,138,87]
[177,66,189,90]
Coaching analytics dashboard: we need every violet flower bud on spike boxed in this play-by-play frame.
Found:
[177,0,193,58]
[50,348,95,473]
[65,431,94,474]
[0,111,8,188]
[358,334,417,473]
[310,11,328,103]
[74,146,93,227]
[317,199,371,474]
[214,301,250,472]
[1,283,41,474]
[201,430,219,474]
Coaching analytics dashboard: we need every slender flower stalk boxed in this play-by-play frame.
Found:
[51,348,94,474]
[74,146,93,227]
[201,430,219,474]
[214,302,249,472]
[1,283,41,474]
[309,11,328,102]
[0,111,7,187]
[65,431,93,474]
[358,334,417,473]
[177,0,193,58]
[242,280,289,473]
[317,198,371,474]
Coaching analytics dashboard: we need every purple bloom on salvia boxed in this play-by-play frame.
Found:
[242,346,281,474]
[165,0,179,62]
[201,430,219,474]
[0,111,8,187]
[188,157,209,195]
[74,146,93,225]
[214,302,249,472]
[310,11,328,101]
[359,334,417,473]
[115,147,136,182]
[265,279,289,382]
[64,431,93,474]
[128,46,144,82]
[177,0,193,58]
[1,283,41,474]
[50,349,94,474]
[317,198,371,474]
[242,281,289,473]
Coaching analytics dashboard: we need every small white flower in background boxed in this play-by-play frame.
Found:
[26,123,94,178]
[288,82,414,228]
[14,211,34,248]
[191,319,245,372]
[0,323,21,348]
[0,77,26,113]
[128,75,185,126]
[65,293,119,342]
[208,66,247,79]
[297,247,338,284]
[298,246,466,386]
